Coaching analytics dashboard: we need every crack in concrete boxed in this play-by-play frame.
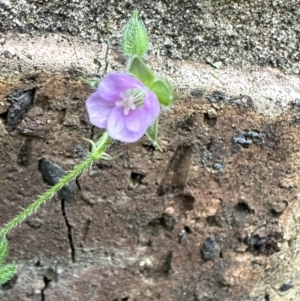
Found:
[41,275,51,301]
[61,199,76,263]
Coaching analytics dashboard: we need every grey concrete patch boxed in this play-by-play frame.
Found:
[0,0,299,74]
[1,32,300,117]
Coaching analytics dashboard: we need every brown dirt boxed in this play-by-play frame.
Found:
[1,69,300,301]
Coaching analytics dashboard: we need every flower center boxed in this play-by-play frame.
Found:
[116,88,145,115]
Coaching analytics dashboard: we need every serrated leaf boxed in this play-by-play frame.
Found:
[150,78,174,107]
[121,10,148,57]
[128,56,154,87]
[0,237,8,265]
[0,264,16,285]
[146,118,162,152]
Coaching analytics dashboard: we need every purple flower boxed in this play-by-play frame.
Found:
[86,73,160,143]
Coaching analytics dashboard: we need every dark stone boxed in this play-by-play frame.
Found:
[191,89,204,98]
[246,232,280,256]
[230,96,253,108]
[73,144,86,158]
[26,217,42,228]
[6,89,35,132]
[38,158,78,201]
[213,163,223,170]
[279,282,294,292]
[246,130,262,139]
[233,134,252,147]
[207,91,226,103]
[201,236,220,261]
[233,130,263,148]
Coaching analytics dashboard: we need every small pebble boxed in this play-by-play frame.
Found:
[27,217,42,228]
[213,163,223,170]
[271,201,288,215]
[162,207,176,230]
[246,130,262,139]
[179,229,187,243]
[233,134,252,147]
[201,236,220,261]
[279,282,294,292]
[207,108,217,119]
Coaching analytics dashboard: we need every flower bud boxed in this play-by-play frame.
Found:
[121,10,149,57]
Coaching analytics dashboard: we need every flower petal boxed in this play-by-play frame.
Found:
[125,90,160,132]
[86,92,114,128]
[125,107,147,132]
[141,90,160,126]
[107,107,146,142]
[97,73,145,103]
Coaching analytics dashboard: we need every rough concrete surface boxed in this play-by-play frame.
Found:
[0,0,300,74]
[1,1,300,301]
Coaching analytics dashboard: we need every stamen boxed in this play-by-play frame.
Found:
[116,88,145,115]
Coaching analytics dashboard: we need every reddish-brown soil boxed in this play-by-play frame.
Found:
[1,71,300,301]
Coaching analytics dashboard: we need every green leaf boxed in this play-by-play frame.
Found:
[128,56,155,87]
[146,118,162,152]
[121,10,148,57]
[0,264,16,285]
[0,237,8,265]
[81,77,101,89]
[150,78,174,107]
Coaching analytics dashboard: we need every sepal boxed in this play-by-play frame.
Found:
[146,118,162,152]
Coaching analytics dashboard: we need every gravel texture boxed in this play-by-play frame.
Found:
[0,0,299,74]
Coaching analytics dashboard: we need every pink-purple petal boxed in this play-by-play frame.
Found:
[97,73,145,103]
[86,92,114,128]
[143,91,160,124]
[107,107,146,142]
[125,91,160,133]
[125,107,147,132]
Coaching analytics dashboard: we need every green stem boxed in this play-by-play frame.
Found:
[146,117,162,152]
[0,132,113,239]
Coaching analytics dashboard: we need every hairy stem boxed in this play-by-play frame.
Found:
[0,132,113,239]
